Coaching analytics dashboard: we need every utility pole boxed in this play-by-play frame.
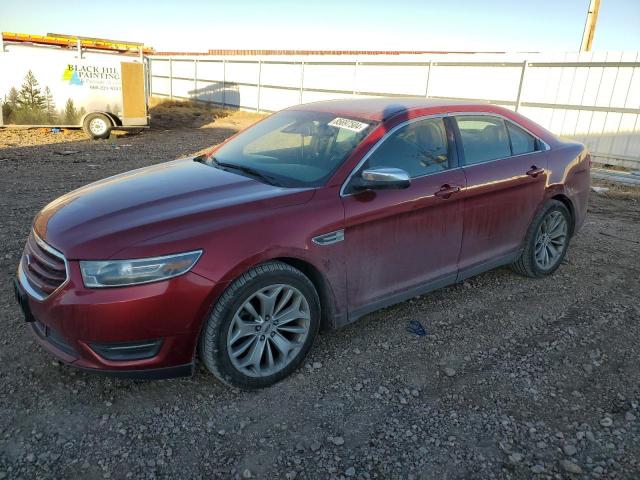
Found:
[580,0,601,52]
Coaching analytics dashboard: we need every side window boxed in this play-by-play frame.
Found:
[364,118,449,178]
[456,116,511,165]
[506,121,538,155]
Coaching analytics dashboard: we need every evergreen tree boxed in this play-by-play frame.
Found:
[17,70,46,111]
[1,102,10,124]
[43,87,57,123]
[63,98,78,124]
[2,87,20,124]
[7,87,19,109]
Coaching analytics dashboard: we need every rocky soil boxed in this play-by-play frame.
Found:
[0,107,639,479]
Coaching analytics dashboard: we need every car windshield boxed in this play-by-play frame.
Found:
[210,110,376,188]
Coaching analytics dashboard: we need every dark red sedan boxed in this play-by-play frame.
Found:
[14,98,590,388]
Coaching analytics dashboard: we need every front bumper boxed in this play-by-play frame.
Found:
[15,260,218,379]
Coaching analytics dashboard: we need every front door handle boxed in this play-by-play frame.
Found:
[526,166,545,178]
[434,184,461,199]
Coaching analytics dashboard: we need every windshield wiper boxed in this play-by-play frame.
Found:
[211,157,281,187]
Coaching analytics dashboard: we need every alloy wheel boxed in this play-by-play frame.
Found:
[534,210,568,269]
[226,284,311,377]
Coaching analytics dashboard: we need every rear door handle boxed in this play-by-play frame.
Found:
[526,166,545,177]
[434,184,461,199]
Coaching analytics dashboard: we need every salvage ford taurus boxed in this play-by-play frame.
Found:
[14,98,590,388]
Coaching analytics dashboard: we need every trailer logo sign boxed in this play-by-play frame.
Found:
[62,65,83,85]
[62,65,120,87]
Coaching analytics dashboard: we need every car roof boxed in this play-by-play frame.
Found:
[287,96,497,122]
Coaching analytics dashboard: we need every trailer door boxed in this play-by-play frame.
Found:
[121,62,147,126]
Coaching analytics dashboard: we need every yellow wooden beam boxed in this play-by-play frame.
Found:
[580,0,601,52]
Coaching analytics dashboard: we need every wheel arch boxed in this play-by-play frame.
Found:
[273,257,338,331]
[550,193,576,235]
[207,251,342,332]
[80,111,120,127]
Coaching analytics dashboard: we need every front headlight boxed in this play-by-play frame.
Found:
[80,250,202,288]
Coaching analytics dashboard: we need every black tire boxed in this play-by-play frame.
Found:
[199,261,320,389]
[511,199,572,278]
[82,113,112,140]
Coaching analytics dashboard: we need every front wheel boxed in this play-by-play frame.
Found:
[199,261,320,389]
[512,200,572,278]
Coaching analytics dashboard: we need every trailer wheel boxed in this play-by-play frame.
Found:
[83,113,112,140]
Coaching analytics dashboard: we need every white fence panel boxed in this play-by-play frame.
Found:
[152,76,171,97]
[151,59,170,77]
[259,86,300,112]
[303,64,355,92]
[261,62,302,89]
[149,52,640,168]
[197,61,224,82]
[171,78,194,99]
[225,61,259,85]
[194,80,225,104]
[356,64,427,95]
[430,65,522,103]
[171,59,195,80]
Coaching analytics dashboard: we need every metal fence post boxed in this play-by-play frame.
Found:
[257,60,262,113]
[194,58,198,98]
[76,38,83,59]
[169,58,173,100]
[515,60,528,112]
[425,60,433,98]
[353,60,359,95]
[222,59,226,107]
[299,61,305,104]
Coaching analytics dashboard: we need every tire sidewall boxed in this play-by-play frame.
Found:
[202,266,320,389]
[527,202,571,277]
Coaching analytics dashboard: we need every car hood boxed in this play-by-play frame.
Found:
[34,158,314,259]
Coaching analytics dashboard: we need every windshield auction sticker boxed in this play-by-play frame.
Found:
[328,117,369,133]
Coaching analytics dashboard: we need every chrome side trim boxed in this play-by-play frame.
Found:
[312,229,345,246]
[339,111,551,197]
[18,231,70,302]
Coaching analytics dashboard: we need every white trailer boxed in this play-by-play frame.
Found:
[0,32,150,139]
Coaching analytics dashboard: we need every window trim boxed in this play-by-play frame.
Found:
[451,112,551,167]
[340,114,457,197]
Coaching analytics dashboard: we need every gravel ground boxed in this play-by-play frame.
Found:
[1,111,639,480]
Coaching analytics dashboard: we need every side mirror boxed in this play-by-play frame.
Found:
[351,167,411,191]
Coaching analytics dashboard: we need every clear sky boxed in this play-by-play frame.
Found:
[1,0,639,53]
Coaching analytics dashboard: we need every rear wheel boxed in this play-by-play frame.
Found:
[82,113,112,140]
[199,261,320,389]
[512,200,571,278]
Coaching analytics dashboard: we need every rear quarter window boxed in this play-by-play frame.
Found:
[506,121,538,155]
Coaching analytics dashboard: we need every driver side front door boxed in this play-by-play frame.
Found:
[340,116,466,320]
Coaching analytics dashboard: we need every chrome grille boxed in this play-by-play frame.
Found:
[19,231,68,300]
